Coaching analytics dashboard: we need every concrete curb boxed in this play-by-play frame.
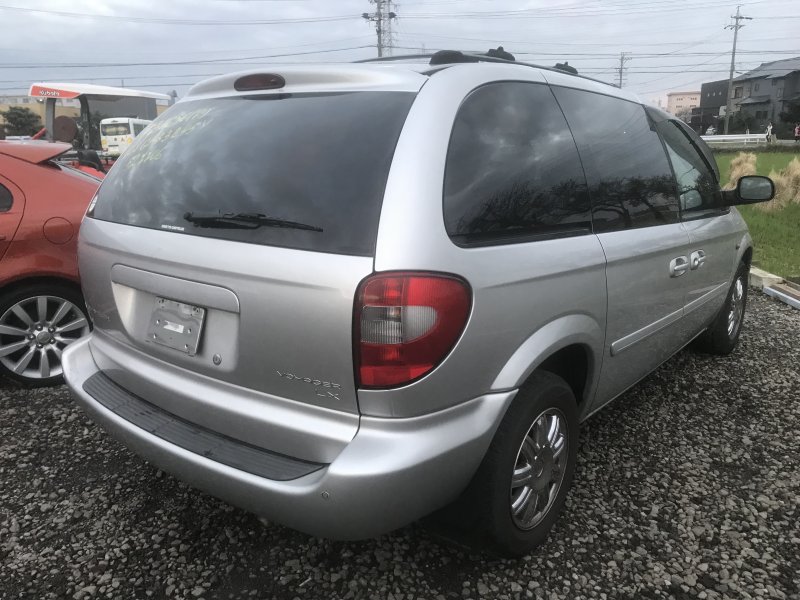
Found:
[749,266,783,290]
[750,266,800,310]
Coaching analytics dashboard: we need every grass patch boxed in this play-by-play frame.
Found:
[712,151,800,280]
[737,203,800,280]
[714,151,797,182]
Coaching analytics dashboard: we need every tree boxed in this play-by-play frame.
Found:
[675,109,693,124]
[0,106,42,136]
[728,111,757,134]
[779,100,800,125]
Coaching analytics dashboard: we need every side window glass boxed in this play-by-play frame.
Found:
[674,120,719,182]
[553,87,680,233]
[443,81,591,246]
[656,120,722,216]
[0,183,13,212]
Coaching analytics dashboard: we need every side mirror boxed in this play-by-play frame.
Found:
[727,175,775,205]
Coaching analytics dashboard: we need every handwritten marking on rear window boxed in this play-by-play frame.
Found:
[127,107,216,168]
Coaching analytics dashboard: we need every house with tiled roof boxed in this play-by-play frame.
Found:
[730,56,800,131]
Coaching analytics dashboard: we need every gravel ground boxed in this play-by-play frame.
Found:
[1,291,798,600]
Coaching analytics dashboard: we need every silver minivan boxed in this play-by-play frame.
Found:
[63,52,774,556]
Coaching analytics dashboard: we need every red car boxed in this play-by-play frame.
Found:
[0,141,100,386]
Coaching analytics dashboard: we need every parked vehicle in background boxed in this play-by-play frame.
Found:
[0,140,98,386]
[62,52,774,556]
[29,82,169,152]
[100,117,151,156]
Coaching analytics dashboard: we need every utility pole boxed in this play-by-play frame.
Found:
[384,0,396,56]
[617,52,631,88]
[723,5,752,134]
[362,0,397,57]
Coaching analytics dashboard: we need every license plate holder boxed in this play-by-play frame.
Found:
[147,297,206,356]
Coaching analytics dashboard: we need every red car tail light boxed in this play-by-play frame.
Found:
[355,272,471,389]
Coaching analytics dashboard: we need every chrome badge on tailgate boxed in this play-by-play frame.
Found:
[146,297,206,356]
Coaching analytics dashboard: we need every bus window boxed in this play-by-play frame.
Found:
[101,123,131,136]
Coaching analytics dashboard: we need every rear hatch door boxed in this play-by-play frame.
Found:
[82,83,418,419]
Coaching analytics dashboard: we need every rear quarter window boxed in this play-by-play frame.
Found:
[443,81,591,246]
[92,91,416,256]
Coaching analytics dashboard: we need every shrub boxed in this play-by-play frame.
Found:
[724,152,757,190]
[761,158,800,211]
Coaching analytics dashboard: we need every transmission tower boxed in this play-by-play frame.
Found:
[362,0,397,57]
[723,5,752,134]
[617,52,631,88]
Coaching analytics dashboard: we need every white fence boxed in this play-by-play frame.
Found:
[701,134,767,147]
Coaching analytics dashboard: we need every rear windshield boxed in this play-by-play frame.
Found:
[92,92,416,256]
[101,123,130,136]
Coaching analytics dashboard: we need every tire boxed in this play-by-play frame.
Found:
[436,370,579,557]
[694,262,749,356]
[0,283,90,387]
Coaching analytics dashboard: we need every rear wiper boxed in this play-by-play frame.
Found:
[183,212,323,232]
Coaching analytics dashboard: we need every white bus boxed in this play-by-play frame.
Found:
[100,117,152,156]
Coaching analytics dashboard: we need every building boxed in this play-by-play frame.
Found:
[666,91,701,117]
[729,56,800,134]
[691,79,729,133]
[692,57,800,134]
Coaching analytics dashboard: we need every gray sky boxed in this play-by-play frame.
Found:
[0,0,797,104]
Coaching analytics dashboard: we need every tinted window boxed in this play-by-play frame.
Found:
[553,87,679,232]
[133,123,147,136]
[92,92,415,256]
[656,119,722,216]
[0,183,12,212]
[443,82,591,246]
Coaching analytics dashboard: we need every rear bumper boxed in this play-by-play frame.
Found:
[63,337,515,539]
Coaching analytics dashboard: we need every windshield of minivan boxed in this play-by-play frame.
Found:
[91,92,415,256]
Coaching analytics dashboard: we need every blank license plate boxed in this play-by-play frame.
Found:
[147,298,205,356]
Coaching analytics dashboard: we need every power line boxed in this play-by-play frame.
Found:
[0,4,354,25]
[399,0,771,20]
[0,0,782,27]
[0,45,374,69]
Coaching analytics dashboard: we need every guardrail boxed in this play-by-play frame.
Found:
[701,134,767,147]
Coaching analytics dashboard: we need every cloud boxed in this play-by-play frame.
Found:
[0,0,795,103]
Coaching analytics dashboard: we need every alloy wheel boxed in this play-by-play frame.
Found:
[510,408,568,530]
[0,295,89,380]
[727,276,745,339]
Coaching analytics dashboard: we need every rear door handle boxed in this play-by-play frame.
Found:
[669,256,689,277]
[690,250,706,270]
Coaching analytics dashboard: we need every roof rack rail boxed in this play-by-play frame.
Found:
[355,49,618,89]
[353,53,436,64]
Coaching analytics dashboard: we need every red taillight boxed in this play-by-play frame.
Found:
[355,272,471,389]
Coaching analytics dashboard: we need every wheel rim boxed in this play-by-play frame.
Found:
[510,408,568,530]
[727,276,745,339]
[0,295,89,380]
